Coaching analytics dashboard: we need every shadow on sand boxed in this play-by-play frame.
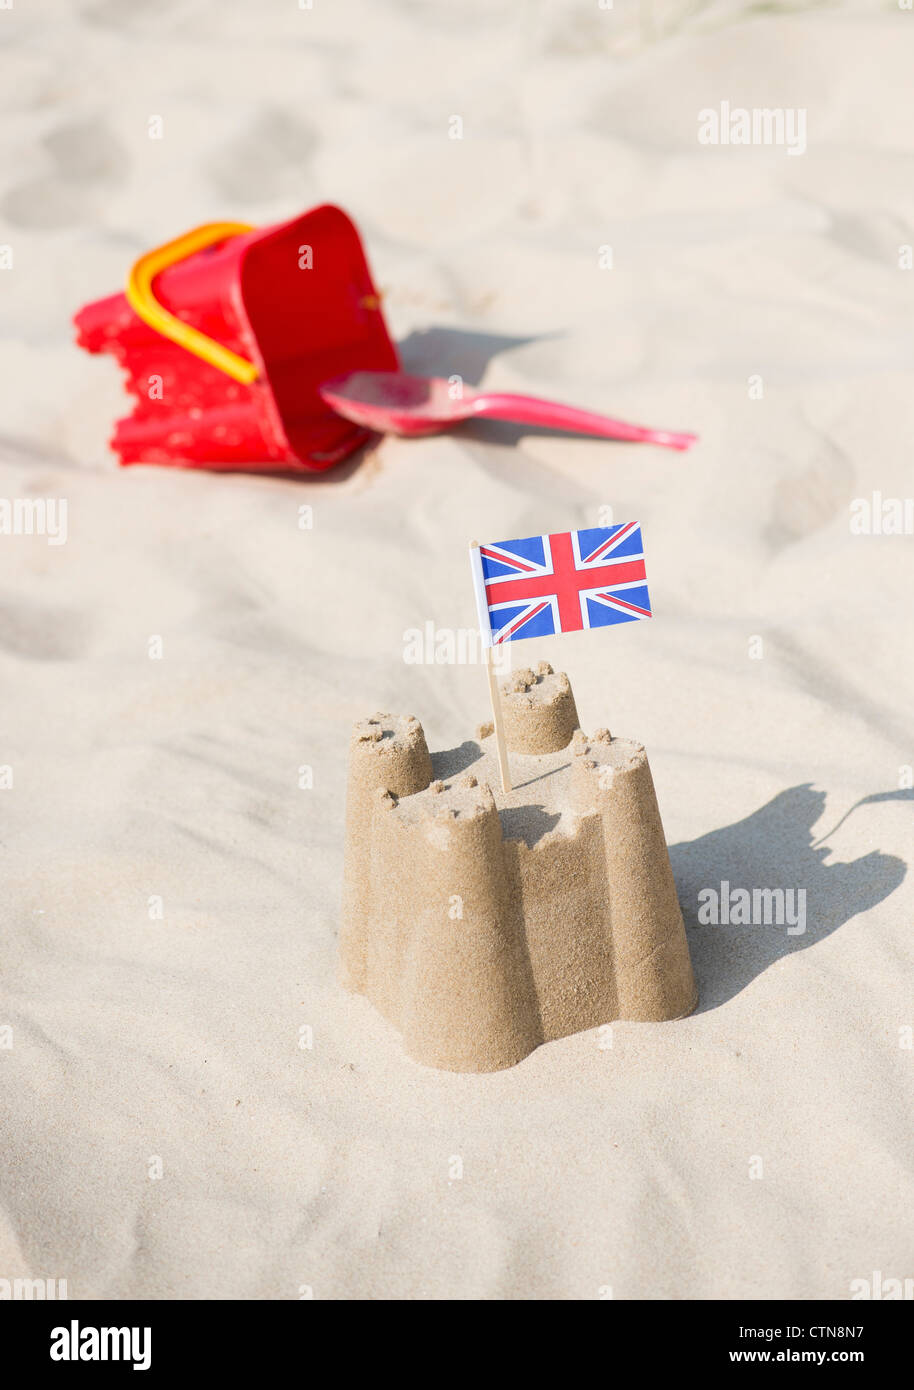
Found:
[400,326,605,447]
[397,326,549,385]
[670,784,910,1012]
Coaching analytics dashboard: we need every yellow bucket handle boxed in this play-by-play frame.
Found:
[125,221,259,385]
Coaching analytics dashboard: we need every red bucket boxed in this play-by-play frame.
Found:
[74,204,399,473]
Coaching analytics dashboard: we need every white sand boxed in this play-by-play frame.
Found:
[1,0,912,1299]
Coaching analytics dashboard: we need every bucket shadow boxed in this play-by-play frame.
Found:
[397,327,551,385]
[670,784,909,1012]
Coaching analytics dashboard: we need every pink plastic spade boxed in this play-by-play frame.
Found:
[318,371,696,450]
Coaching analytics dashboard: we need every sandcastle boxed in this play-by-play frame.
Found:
[340,663,697,1072]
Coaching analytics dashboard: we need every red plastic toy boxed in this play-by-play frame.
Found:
[73,204,399,472]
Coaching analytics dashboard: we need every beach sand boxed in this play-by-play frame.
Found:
[0,0,912,1299]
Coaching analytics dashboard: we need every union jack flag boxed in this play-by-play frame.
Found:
[470,524,651,645]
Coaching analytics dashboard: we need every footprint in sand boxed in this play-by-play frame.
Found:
[765,439,854,551]
[0,597,94,662]
[81,0,186,29]
[1,117,128,230]
[207,109,318,205]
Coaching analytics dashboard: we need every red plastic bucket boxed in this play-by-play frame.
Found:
[74,204,399,472]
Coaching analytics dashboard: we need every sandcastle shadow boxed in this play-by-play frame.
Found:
[431,742,565,848]
[670,784,909,1012]
[431,741,481,780]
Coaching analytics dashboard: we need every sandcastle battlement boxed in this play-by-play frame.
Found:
[341,664,697,1072]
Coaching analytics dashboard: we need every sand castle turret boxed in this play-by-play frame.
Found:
[340,663,696,1072]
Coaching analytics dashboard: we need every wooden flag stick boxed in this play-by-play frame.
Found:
[470,540,512,794]
[485,643,512,794]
